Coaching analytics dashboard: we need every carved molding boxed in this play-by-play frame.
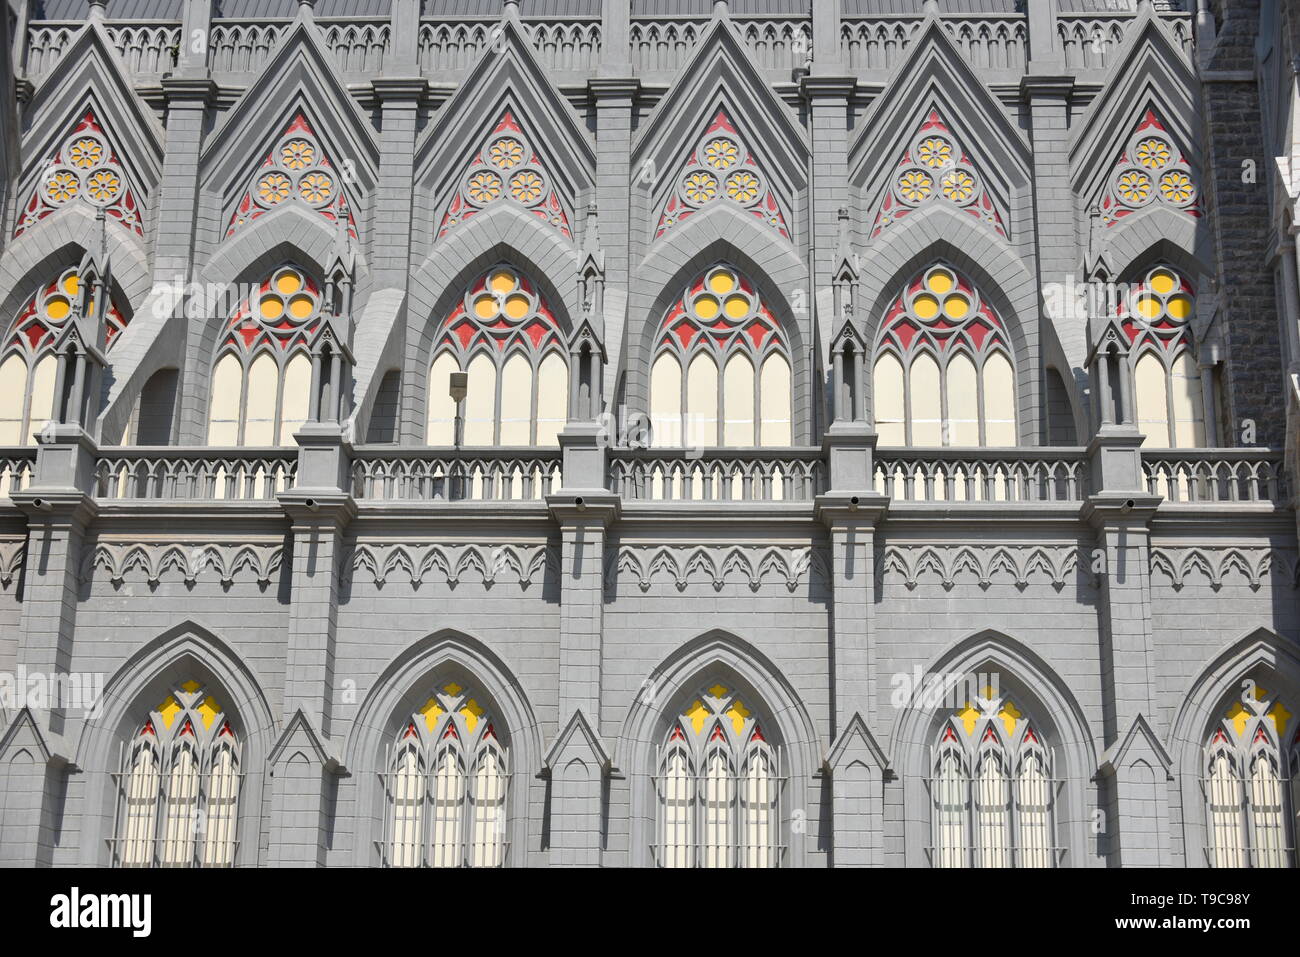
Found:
[344,543,555,588]
[82,542,284,586]
[876,545,1083,590]
[605,545,830,592]
[0,540,25,587]
[1148,547,1299,591]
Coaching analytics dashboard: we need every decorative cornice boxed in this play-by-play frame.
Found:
[0,541,25,588]
[1148,546,1299,591]
[605,544,830,593]
[876,544,1085,590]
[344,542,555,588]
[82,542,284,586]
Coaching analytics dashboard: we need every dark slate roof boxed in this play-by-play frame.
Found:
[23,0,611,19]
[842,0,1023,14]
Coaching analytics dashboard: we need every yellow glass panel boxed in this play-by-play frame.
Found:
[1135,296,1161,321]
[1134,352,1170,448]
[207,353,243,445]
[503,294,530,321]
[157,695,181,730]
[686,352,718,448]
[649,352,682,447]
[1149,270,1176,296]
[243,353,278,447]
[981,352,1016,447]
[464,352,497,445]
[723,294,749,319]
[279,352,311,445]
[0,354,28,445]
[926,269,954,295]
[723,353,755,446]
[44,296,70,321]
[426,351,459,445]
[489,270,516,295]
[259,295,284,320]
[694,295,720,321]
[62,273,79,296]
[759,352,792,447]
[499,352,532,445]
[287,294,314,320]
[535,352,567,447]
[28,354,57,446]
[708,271,736,295]
[275,270,302,295]
[1166,294,1192,321]
[909,354,942,445]
[473,295,498,320]
[946,353,979,446]
[873,353,905,446]
[913,294,940,321]
[943,295,970,320]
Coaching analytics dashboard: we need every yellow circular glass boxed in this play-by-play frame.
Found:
[504,294,530,320]
[694,296,720,320]
[275,271,302,295]
[912,294,940,320]
[1135,296,1161,320]
[260,295,285,320]
[45,296,70,321]
[1148,271,1176,296]
[489,271,515,295]
[723,294,749,319]
[288,294,315,320]
[1166,294,1192,320]
[62,274,79,296]
[926,270,954,295]
[943,295,970,320]
[474,295,498,319]
[708,271,735,295]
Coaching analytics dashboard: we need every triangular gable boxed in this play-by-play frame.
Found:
[544,708,611,772]
[225,111,359,242]
[268,707,339,770]
[868,107,1007,241]
[1069,11,1199,205]
[416,17,594,244]
[825,712,890,774]
[199,17,380,222]
[1100,712,1173,776]
[654,108,790,241]
[849,18,1030,233]
[436,109,572,242]
[15,109,145,239]
[1095,108,1202,228]
[631,18,807,246]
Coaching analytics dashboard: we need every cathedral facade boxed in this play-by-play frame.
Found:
[0,0,1298,868]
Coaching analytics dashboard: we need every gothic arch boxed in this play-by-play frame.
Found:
[859,214,1038,442]
[625,212,811,444]
[617,629,820,867]
[72,620,275,867]
[345,628,542,866]
[891,628,1099,868]
[1168,627,1300,868]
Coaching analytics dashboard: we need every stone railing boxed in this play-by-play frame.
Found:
[527,18,601,74]
[874,448,1089,503]
[610,448,825,503]
[208,19,291,75]
[108,24,180,76]
[839,16,922,72]
[22,22,78,81]
[629,16,706,75]
[1058,11,1191,72]
[735,17,812,73]
[351,448,562,502]
[942,14,1027,73]
[417,18,495,75]
[1141,450,1287,506]
[0,450,37,499]
[319,18,390,75]
[95,449,297,502]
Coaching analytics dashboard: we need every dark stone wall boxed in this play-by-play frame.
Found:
[1203,0,1285,446]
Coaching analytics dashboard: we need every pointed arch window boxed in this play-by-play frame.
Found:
[0,266,129,445]
[206,265,318,446]
[929,687,1058,868]
[873,264,1016,447]
[1203,684,1297,868]
[1119,266,1206,448]
[649,265,792,448]
[426,265,568,446]
[382,680,510,868]
[111,679,242,868]
[654,682,784,868]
